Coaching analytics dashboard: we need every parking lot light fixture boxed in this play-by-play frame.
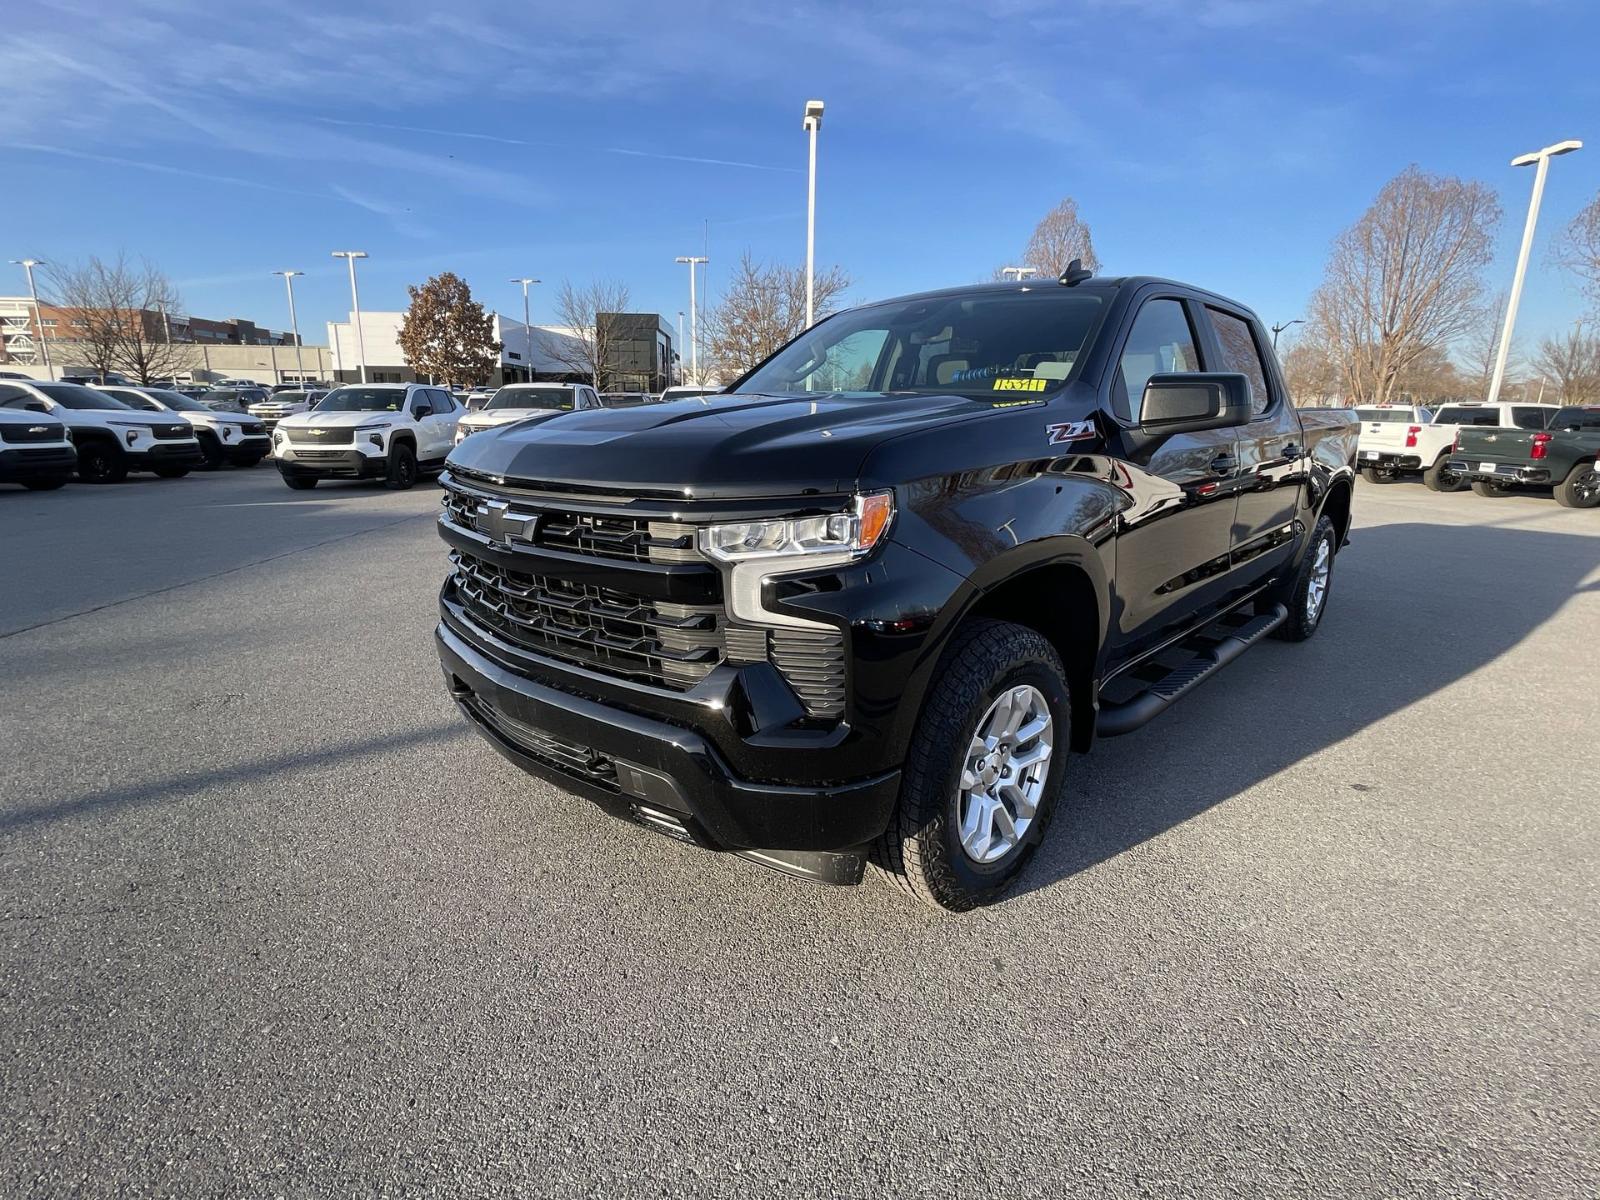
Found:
[510,278,540,383]
[1271,318,1303,349]
[675,256,709,383]
[802,99,824,328]
[273,271,306,383]
[10,258,53,379]
[1487,139,1582,406]
[331,251,369,383]
[1000,267,1035,282]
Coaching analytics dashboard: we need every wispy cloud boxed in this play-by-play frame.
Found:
[316,116,802,174]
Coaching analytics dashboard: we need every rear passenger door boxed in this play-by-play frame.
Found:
[426,389,461,455]
[1202,305,1302,585]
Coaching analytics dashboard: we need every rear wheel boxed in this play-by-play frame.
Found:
[1471,478,1511,498]
[385,443,417,490]
[1422,455,1466,492]
[76,441,127,484]
[1553,461,1600,509]
[1270,515,1337,642]
[1360,466,1392,484]
[871,619,1069,912]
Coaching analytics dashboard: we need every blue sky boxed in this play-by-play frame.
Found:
[5,0,1597,358]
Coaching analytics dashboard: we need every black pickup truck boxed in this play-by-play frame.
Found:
[1449,407,1600,507]
[434,272,1357,910]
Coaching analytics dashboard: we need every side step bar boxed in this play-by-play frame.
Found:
[1096,603,1287,738]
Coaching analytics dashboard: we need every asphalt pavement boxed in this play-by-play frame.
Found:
[1,466,1596,1198]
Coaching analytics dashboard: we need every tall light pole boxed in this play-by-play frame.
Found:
[1486,138,1582,406]
[675,255,708,383]
[330,250,369,383]
[1270,318,1303,349]
[10,258,53,379]
[1000,267,1035,282]
[802,99,824,328]
[509,277,540,382]
[273,270,306,383]
[676,311,685,384]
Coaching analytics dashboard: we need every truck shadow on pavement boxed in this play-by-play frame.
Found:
[1013,520,1600,901]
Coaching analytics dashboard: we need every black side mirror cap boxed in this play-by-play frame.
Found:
[1139,372,1252,436]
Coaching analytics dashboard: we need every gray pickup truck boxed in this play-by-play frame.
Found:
[1449,407,1600,507]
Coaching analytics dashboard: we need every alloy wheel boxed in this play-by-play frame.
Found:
[956,684,1054,864]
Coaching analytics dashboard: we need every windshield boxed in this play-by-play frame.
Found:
[145,389,211,412]
[314,387,406,413]
[266,392,309,404]
[109,389,165,412]
[486,386,576,412]
[38,382,132,410]
[737,291,1104,398]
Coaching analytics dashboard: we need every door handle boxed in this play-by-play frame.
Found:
[1208,454,1238,474]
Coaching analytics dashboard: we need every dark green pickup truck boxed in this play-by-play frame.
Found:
[1449,407,1600,508]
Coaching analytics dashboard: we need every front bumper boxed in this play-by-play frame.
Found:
[0,445,77,481]
[276,446,386,479]
[436,618,901,873]
[133,442,204,468]
[1446,460,1549,485]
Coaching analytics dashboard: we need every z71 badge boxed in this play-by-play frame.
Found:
[1046,420,1096,445]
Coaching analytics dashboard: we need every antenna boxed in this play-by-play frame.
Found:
[1058,258,1093,286]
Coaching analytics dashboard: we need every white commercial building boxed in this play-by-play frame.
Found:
[325,311,582,385]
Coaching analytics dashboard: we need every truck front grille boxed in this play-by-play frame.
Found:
[450,549,724,689]
[0,422,65,444]
[286,427,354,446]
[441,487,697,564]
[151,423,191,440]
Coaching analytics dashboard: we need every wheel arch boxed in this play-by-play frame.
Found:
[1318,477,1353,547]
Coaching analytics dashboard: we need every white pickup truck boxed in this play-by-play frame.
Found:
[1355,402,1559,491]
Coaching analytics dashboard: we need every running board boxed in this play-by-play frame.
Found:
[1096,603,1287,738]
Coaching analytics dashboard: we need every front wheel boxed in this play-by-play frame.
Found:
[196,432,225,471]
[1423,455,1467,493]
[1270,514,1337,642]
[385,443,417,490]
[280,472,317,491]
[871,619,1069,912]
[76,442,128,484]
[1471,479,1511,498]
[1553,461,1600,509]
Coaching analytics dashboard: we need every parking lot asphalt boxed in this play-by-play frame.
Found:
[2,467,1596,1198]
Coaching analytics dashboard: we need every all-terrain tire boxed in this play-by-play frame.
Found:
[1553,461,1600,509]
[1269,514,1337,642]
[870,619,1070,912]
[1422,455,1466,493]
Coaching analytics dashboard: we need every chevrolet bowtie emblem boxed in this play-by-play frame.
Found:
[474,499,535,544]
[29,426,47,434]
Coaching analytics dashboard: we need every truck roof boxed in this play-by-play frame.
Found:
[855,275,1263,322]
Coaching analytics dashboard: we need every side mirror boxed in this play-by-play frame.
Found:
[1138,372,1252,436]
[25,401,50,414]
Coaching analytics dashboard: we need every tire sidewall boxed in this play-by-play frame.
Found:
[1278,516,1336,640]
[388,444,417,489]
[77,441,123,483]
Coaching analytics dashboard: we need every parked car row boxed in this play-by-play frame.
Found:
[1353,401,1600,508]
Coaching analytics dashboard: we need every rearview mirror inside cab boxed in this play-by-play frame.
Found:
[1139,372,1252,436]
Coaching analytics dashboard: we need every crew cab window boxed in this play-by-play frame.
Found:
[1116,298,1202,422]
[1511,407,1551,430]
[1207,308,1272,416]
[1550,408,1600,431]
[1433,407,1503,426]
[429,389,455,412]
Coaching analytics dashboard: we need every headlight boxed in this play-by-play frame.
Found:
[272,429,285,445]
[701,492,894,563]
[222,425,233,439]
[355,423,386,449]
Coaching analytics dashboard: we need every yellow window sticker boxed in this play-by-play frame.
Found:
[992,377,1046,392]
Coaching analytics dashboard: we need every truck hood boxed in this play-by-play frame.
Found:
[460,408,567,430]
[446,390,1000,498]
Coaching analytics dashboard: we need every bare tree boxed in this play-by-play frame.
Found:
[701,252,850,382]
[397,272,501,387]
[1279,334,1344,406]
[551,279,631,390]
[1556,191,1600,312]
[1305,166,1501,405]
[1458,291,1515,398]
[1015,197,1100,278]
[1531,327,1600,405]
[45,254,197,383]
